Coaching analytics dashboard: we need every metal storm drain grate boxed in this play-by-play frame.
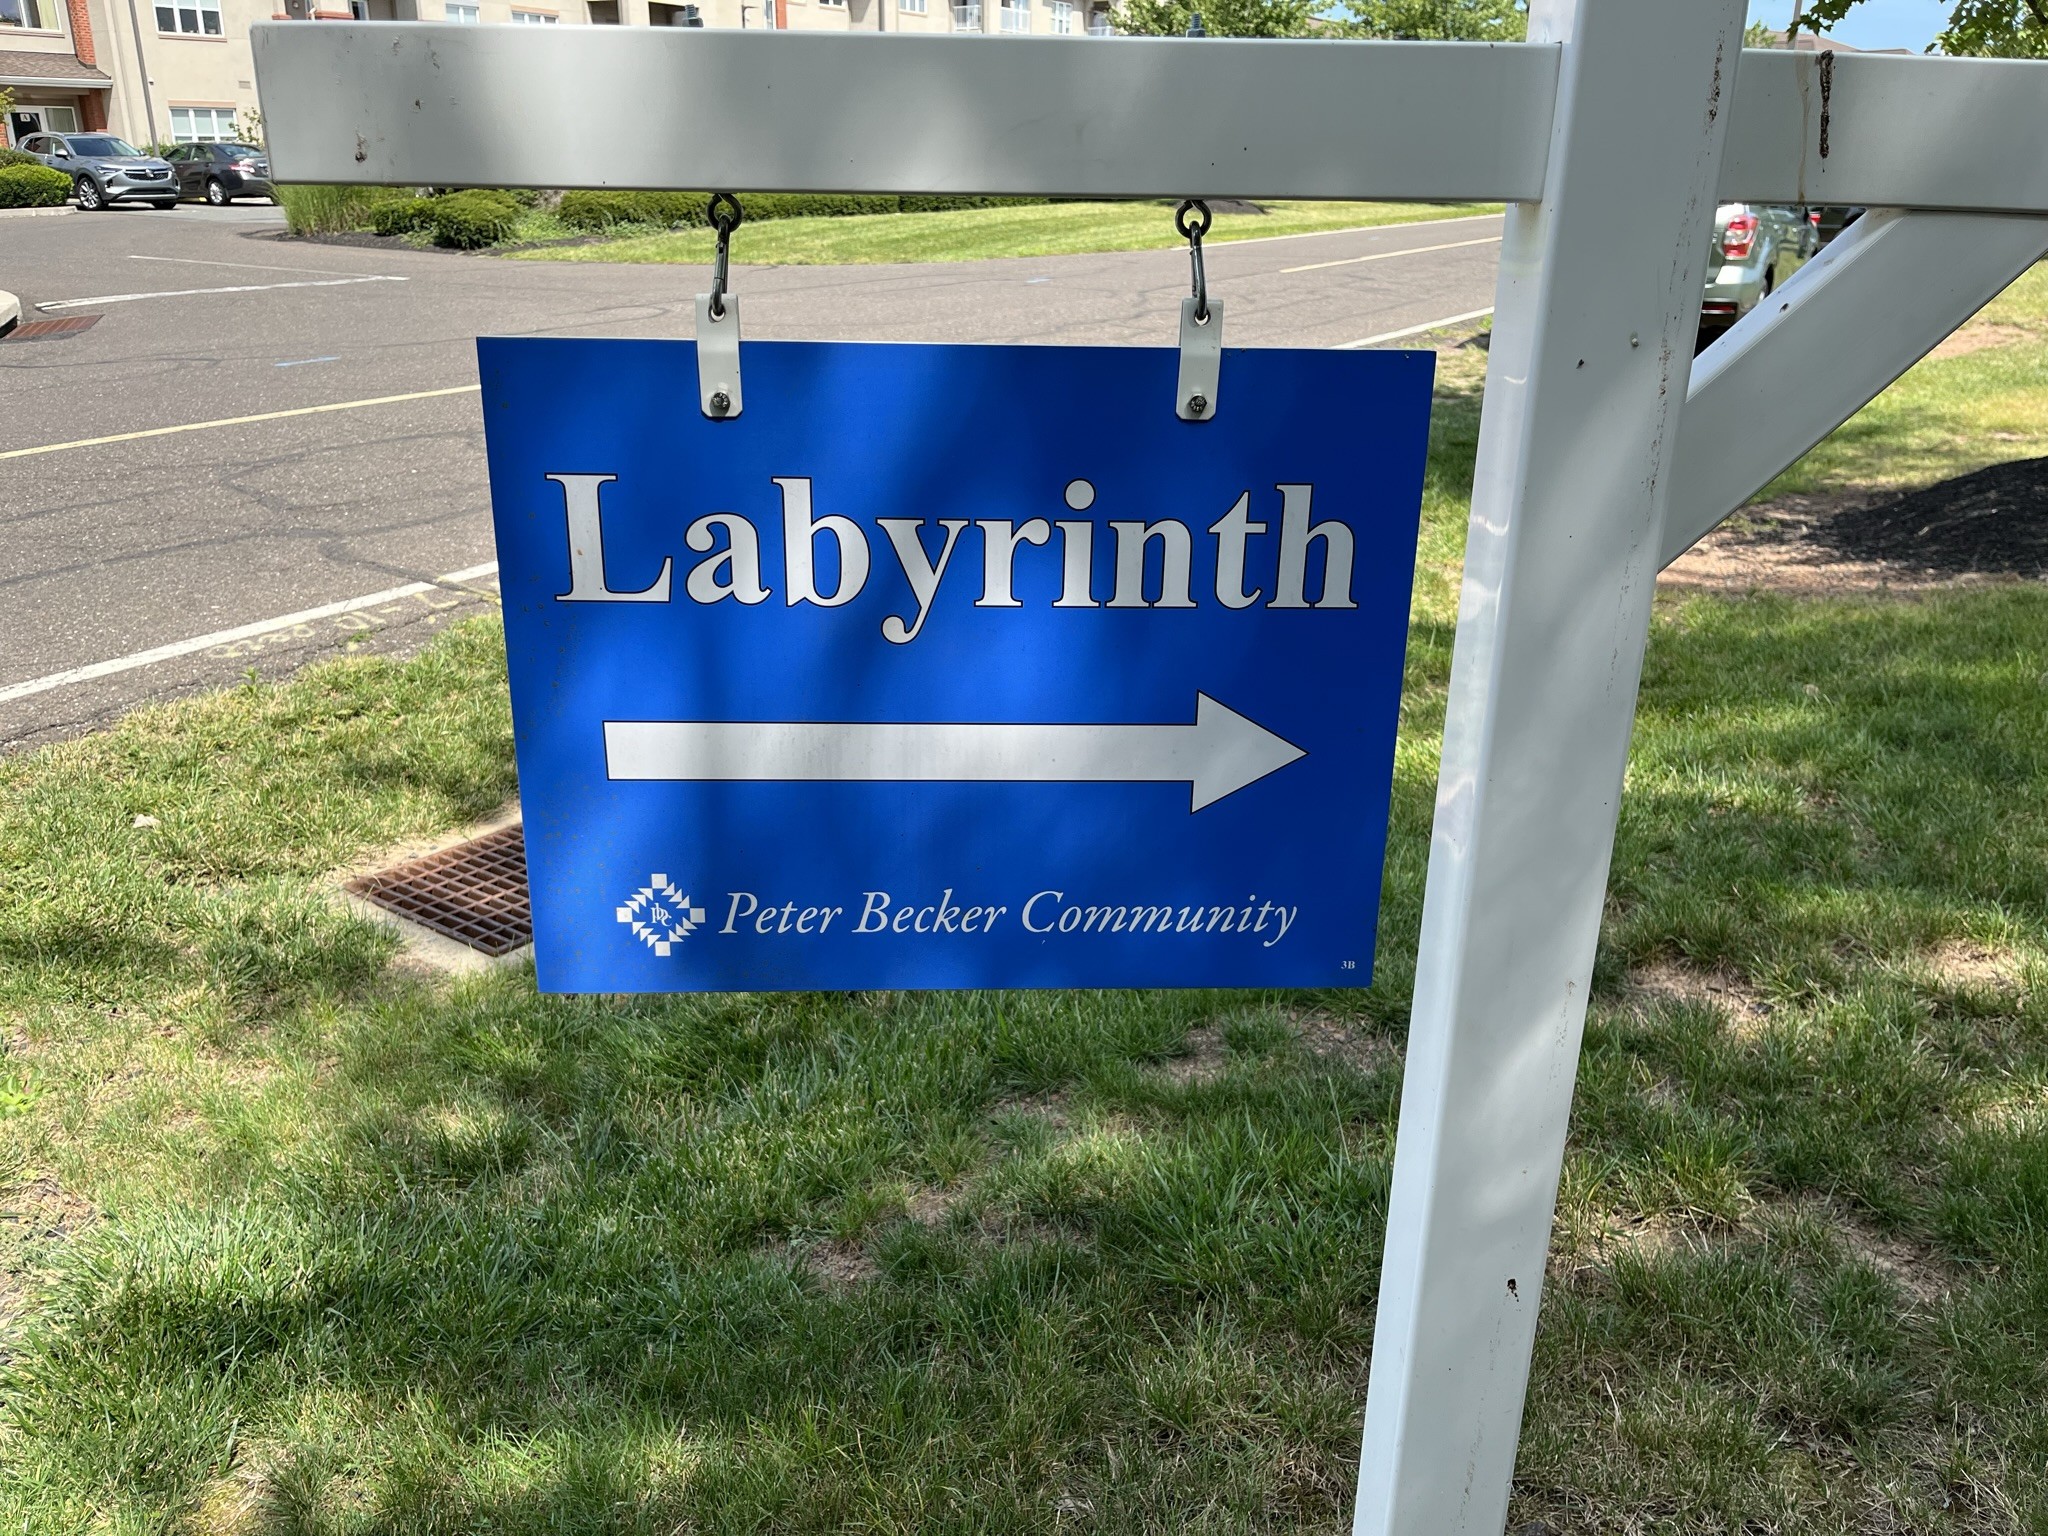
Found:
[346,823,533,956]
[6,315,101,343]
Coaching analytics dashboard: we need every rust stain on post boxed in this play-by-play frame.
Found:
[1818,48,1834,160]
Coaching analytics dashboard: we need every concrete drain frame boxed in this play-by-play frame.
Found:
[342,812,533,973]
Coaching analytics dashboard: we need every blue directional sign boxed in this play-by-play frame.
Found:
[479,337,1432,992]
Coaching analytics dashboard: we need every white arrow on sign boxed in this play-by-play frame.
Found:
[604,692,1306,812]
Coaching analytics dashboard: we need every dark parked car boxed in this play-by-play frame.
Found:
[18,132,176,210]
[165,141,274,205]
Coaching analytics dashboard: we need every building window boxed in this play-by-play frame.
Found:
[1049,0,1069,29]
[348,0,370,15]
[169,105,237,140]
[0,0,53,29]
[511,7,556,16]
[446,2,480,17]
[899,0,925,11]
[22,104,81,132]
[998,0,1026,28]
[155,0,222,32]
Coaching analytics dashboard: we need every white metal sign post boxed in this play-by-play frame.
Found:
[1355,7,1743,1527]
[254,7,2048,1530]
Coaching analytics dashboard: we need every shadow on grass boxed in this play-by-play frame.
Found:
[5,973,1407,1532]
[7,367,2048,1528]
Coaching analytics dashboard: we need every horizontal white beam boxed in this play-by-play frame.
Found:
[250,27,1561,201]
[1717,50,2048,214]
[253,28,2048,212]
[1661,208,2048,568]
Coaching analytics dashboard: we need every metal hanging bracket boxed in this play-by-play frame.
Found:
[1174,199,1221,421]
[696,192,744,419]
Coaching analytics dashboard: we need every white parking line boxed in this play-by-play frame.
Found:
[1336,307,1496,349]
[1280,234,1502,275]
[0,384,480,461]
[128,253,386,278]
[1211,211,1503,250]
[36,275,406,311]
[0,561,502,707]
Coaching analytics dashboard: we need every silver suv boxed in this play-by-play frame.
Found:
[1700,201,1819,343]
[20,132,178,211]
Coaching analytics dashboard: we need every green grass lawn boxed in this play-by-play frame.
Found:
[1,275,2045,1533]
[508,199,1499,266]
[1759,265,2048,496]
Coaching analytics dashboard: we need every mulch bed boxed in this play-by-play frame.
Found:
[1662,457,2048,595]
[261,229,415,252]
[1814,456,2048,578]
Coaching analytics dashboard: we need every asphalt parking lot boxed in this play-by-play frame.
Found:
[0,201,1502,751]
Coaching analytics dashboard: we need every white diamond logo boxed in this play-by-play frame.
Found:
[616,873,707,957]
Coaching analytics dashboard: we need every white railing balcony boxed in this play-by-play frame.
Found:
[1086,18,1110,33]
[999,3,1028,29]
[951,2,979,26]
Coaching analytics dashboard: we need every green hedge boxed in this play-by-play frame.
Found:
[278,183,1057,248]
[370,194,442,237]
[555,190,706,231]
[897,195,1045,213]
[555,189,1048,233]
[0,163,71,209]
[429,189,521,250]
[0,146,44,170]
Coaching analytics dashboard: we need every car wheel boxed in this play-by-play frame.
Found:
[74,176,104,211]
[1762,266,1776,298]
[205,178,229,207]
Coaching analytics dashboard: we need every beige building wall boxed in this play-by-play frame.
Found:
[126,0,256,144]
[1,0,115,140]
[57,0,1117,153]
[667,0,1112,36]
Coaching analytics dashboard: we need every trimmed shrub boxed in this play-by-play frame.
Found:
[370,195,441,236]
[0,163,71,210]
[0,146,44,169]
[429,189,521,249]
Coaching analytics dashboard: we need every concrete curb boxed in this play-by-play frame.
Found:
[0,204,77,219]
[0,290,19,337]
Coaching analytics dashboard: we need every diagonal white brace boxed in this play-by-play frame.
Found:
[1661,208,2048,567]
